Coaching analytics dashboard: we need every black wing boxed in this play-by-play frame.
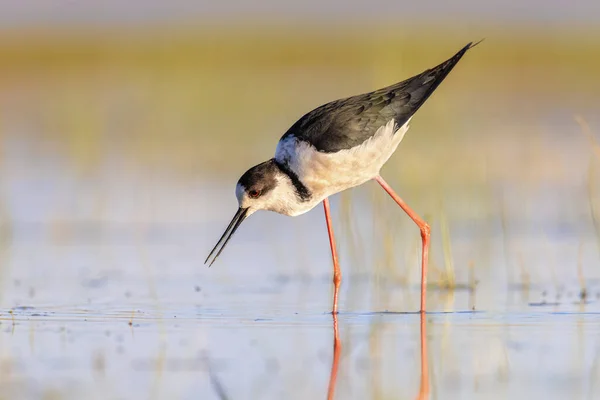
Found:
[280,41,478,153]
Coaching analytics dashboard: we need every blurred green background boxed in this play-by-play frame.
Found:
[1,5,599,289]
[1,4,599,178]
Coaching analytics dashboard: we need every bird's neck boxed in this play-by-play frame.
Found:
[272,158,312,202]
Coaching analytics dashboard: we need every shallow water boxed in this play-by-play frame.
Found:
[2,149,600,400]
[3,290,600,399]
[1,121,600,399]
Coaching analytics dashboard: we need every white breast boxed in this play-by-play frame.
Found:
[275,118,410,215]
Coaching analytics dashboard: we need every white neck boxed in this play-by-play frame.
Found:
[266,175,317,216]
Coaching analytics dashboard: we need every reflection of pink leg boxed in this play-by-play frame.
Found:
[323,198,341,314]
[417,313,430,399]
[327,312,341,400]
[374,175,430,313]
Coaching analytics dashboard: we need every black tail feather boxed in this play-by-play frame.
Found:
[391,40,482,125]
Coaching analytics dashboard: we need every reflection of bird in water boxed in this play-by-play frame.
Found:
[206,42,480,314]
[417,313,430,400]
[327,313,342,400]
[325,313,429,400]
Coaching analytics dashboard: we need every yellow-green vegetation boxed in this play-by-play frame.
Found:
[0,25,598,179]
[0,25,598,293]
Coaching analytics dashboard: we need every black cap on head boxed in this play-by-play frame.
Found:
[237,159,278,198]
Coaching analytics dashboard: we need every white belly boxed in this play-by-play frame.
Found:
[275,118,410,215]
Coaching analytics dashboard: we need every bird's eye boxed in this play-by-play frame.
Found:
[248,189,261,198]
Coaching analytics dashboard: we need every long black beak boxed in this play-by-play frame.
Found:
[205,207,249,267]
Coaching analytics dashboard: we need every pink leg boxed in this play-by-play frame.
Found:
[323,198,341,314]
[374,175,430,313]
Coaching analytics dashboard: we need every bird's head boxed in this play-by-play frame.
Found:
[205,159,296,266]
[235,159,287,213]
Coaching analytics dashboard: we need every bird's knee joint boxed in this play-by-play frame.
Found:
[420,223,431,240]
[333,272,342,286]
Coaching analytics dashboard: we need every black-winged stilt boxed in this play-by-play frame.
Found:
[206,41,479,314]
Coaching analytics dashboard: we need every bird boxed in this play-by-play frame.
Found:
[205,41,480,314]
